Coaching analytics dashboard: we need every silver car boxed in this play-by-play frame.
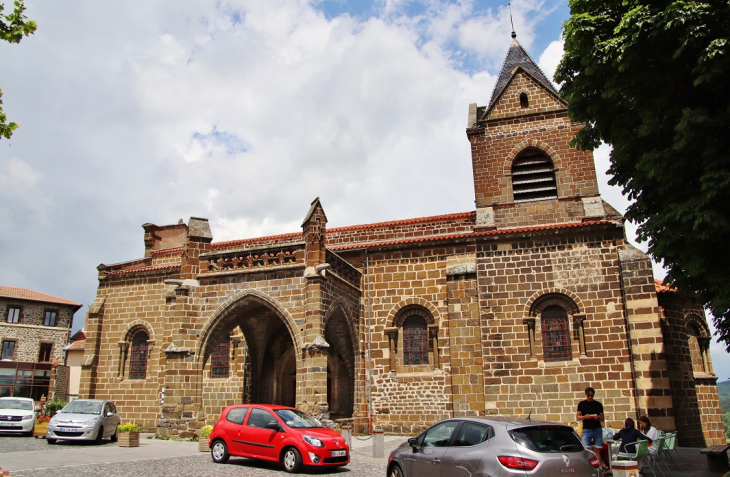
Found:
[387,416,603,477]
[0,397,36,436]
[46,399,121,444]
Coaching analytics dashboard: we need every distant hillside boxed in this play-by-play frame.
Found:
[719,381,730,413]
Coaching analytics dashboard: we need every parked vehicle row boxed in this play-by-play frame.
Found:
[4,396,601,476]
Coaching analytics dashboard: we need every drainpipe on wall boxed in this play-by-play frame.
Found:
[366,249,373,435]
[618,256,642,420]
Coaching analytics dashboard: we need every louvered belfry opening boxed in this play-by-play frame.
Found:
[511,149,558,202]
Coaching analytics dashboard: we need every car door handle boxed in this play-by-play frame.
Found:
[432,458,441,464]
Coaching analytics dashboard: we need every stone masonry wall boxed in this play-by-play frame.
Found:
[477,229,637,429]
[659,293,724,446]
[0,298,72,363]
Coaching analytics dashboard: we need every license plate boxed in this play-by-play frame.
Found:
[331,450,346,457]
[0,422,13,427]
[59,427,78,432]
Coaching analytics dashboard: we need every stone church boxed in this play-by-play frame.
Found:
[78,35,725,446]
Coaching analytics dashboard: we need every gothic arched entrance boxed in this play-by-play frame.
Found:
[197,291,300,421]
[324,304,356,419]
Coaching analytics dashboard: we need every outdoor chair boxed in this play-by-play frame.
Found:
[662,432,681,470]
[615,439,651,474]
[646,437,673,477]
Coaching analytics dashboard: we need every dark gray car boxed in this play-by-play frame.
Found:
[387,416,603,477]
[46,399,121,444]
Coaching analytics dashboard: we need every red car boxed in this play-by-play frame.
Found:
[208,404,350,473]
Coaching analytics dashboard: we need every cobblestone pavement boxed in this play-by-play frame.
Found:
[0,433,406,476]
[0,433,726,476]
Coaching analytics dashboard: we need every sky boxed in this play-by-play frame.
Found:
[1,0,728,380]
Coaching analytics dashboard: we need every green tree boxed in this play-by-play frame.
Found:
[556,0,730,345]
[0,0,36,140]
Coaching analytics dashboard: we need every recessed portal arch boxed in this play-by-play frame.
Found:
[197,290,301,419]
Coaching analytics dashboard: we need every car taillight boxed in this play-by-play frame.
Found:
[589,455,601,468]
[498,456,539,470]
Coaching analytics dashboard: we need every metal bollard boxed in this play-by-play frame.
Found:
[373,428,384,458]
[341,425,352,449]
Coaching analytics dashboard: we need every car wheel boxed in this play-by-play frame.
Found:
[95,427,104,444]
[211,439,230,464]
[47,439,56,445]
[24,429,34,437]
[282,447,302,473]
[111,427,118,442]
[388,463,404,477]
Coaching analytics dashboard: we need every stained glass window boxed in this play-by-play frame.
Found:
[130,331,149,379]
[211,342,230,378]
[541,306,571,362]
[404,315,428,365]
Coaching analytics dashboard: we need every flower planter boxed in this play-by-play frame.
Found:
[198,439,210,452]
[117,431,140,447]
[33,422,48,438]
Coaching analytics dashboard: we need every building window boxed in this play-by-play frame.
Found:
[520,92,529,108]
[511,149,558,203]
[6,307,20,324]
[541,306,572,362]
[687,322,708,375]
[44,311,57,327]
[403,315,429,365]
[211,342,230,378]
[130,331,149,379]
[38,343,53,362]
[1,341,16,360]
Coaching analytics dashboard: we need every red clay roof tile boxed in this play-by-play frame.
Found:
[0,286,81,307]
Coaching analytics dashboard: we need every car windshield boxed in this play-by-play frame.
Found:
[0,399,33,411]
[275,409,324,429]
[61,400,103,415]
[510,425,585,453]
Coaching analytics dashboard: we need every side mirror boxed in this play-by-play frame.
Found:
[265,421,281,432]
[408,437,419,450]
[35,407,41,413]
[106,412,113,417]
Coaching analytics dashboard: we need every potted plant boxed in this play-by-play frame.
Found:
[117,422,141,447]
[33,416,50,438]
[198,425,213,452]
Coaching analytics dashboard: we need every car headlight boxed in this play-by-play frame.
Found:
[22,414,34,421]
[303,435,324,447]
[83,417,101,427]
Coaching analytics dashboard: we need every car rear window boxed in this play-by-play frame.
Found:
[226,407,248,425]
[510,425,584,453]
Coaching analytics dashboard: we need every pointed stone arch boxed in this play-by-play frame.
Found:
[197,289,301,366]
[323,297,358,418]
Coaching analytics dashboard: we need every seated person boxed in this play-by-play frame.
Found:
[613,417,652,472]
[613,417,652,453]
[638,416,660,455]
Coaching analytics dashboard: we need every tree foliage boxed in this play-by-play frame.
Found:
[0,0,36,140]
[556,0,730,346]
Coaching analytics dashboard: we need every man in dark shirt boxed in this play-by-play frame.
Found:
[577,386,607,470]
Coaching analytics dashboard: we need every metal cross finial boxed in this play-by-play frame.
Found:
[509,3,516,38]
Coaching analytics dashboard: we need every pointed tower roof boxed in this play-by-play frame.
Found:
[487,32,560,111]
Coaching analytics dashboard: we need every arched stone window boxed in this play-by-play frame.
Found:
[520,92,529,108]
[541,306,572,362]
[526,293,583,362]
[130,330,149,379]
[384,305,439,372]
[687,320,709,375]
[403,315,429,365]
[511,149,558,203]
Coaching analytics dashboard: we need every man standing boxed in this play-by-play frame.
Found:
[577,386,608,471]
